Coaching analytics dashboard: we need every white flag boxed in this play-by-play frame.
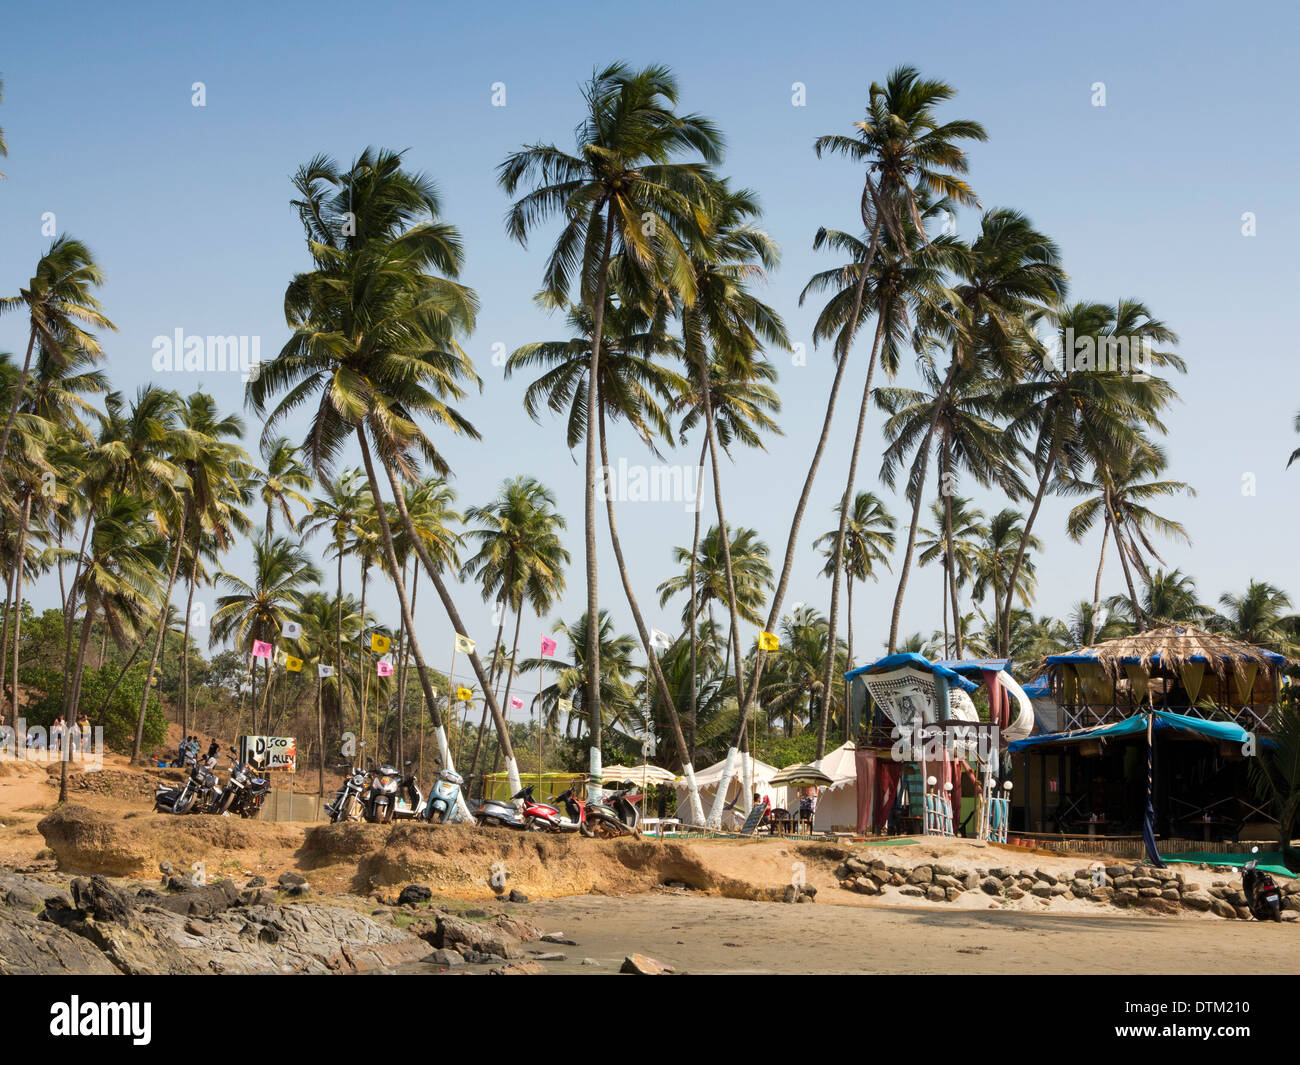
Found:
[281,620,303,640]
[650,629,672,652]
[453,633,476,655]
[317,664,335,678]
[557,697,574,716]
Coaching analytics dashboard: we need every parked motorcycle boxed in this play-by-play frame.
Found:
[392,763,424,821]
[421,768,463,824]
[363,763,402,824]
[211,748,270,819]
[1243,847,1283,922]
[325,763,368,824]
[155,754,220,815]
[524,787,590,834]
[585,781,642,838]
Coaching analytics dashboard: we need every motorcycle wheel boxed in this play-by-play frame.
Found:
[174,793,196,816]
[430,809,446,825]
[579,820,594,838]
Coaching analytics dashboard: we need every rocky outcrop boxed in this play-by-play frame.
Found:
[0,870,428,975]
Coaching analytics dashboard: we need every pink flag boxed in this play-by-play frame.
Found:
[510,695,523,711]
[377,660,394,677]
[540,635,557,657]
[252,640,272,660]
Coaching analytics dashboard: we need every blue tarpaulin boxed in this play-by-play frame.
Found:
[1007,710,1256,752]
[845,653,981,694]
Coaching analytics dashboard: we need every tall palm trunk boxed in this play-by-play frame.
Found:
[316,675,325,797]
[1090,520,1111,642]
[887,356,960,652]
[686,435,708,759]
[583,202,616,789]
[375,446,521,796]
[816,317,886,759]
[844,575,854,743]
[358,560,369,755]
[333,541,344,742]
[181,563,196,739]
[1001,447,1054,655]
[398,565,417,769]
[356,429,472,815]
[9,490,32,722]
[469,562,513,786]
[132,509,187,762]
[59,515,95,722]
[1112,520,1146,631]
[597,408,704,825]
[496,601,525,772]
[59,601,98,802]
[0,559,13,722]
[727,215,883,788]
[0,325,37,470]
[942,440,963,658]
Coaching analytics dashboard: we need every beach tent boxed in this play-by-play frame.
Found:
[807,742,859,831]
[672,753,788,827]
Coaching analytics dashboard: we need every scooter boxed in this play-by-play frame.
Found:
[515,784,570,832]
[1243,847,1283,922]
[526,787,589,834]
[362,763,402,823]
[421,768,463,824]
[392,762,424,821]
[325,763,369,824]
[585,781,642,838]
[474,788,529,830]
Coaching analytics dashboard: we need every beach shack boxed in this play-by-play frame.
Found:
[844,655,1034,836]
[1008,625,1289,844]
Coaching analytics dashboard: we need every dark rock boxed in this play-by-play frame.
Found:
[540,931,577,945]
[277,871,307,889]
[421,913,521,959]
[979,876,1002,896]
[507,889,529,904]
[397,884,433,907]
[245,876,267,888]
[429,948,464,967]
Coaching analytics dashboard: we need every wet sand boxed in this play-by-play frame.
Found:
[506,892,1300,975]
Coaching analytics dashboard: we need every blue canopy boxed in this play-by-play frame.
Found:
[1021,675,1050,698]
[845,653,981,694]
[933,657,1012,676]
[1008,709,1257,752]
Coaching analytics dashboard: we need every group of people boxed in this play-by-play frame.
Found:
[45,714,92,751]
[176,735,221,766]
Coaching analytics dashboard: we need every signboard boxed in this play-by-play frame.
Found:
[240,735,296,773]
[739,801,768,836]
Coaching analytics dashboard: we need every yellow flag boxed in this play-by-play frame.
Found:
[455,686,473,702]
[370,632,391,654]
[758,631,779,651]
[453,633,476,655]
[285,655,303,673]
[557,697,574,715]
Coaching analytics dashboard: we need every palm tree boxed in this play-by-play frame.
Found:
[916,496,985,657]
[1287,410,1300,469]
[251,147,517,798]
[886,209,1067,651]
[1215,581,1297,656]
[813,492,895,677]
[210,535,321,736]
[970,508,1040,654]
[59,492,167,799]
[499,62,723,785]
[257,437,313,548]
[1139,568,1208,625]
[460,476,568,786]
[760,607,846,740]
[0,235,115,470]
[999,299,1183,653]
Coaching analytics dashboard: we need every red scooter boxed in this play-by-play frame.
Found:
[517,784,589,834]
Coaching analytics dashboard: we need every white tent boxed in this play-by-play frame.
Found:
[672,753,788,828]
[808,742,860,832]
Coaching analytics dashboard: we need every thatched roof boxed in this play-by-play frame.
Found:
[1046,624,1289,679]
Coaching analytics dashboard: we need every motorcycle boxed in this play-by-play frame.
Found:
[421,768,463,824]
[325,763,368,824]
[392,762,424,821]
[1243,847,1283,922]
[585,781,642,838]
[514,784,568,832]
[155,754,220,815]
[525,787,590,834]
[363,763,402,824]
[212,748,270,819]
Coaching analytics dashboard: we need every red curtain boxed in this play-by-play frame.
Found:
[854,747,877,833]
[983,668,1008,728]
[874,760,902,833]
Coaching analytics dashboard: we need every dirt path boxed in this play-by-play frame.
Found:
[515,892,1300,975]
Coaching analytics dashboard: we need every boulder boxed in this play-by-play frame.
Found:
[428,948,464,967]
[620,953,674,975]
[1210,898,1237,919]
[1181,894,1212,912]
[1034,869,1058,886]
[421,914,521,959]
[925,885,947,902]
[907,866,934,886]
[396,884,433,907]
[853,877,879,896]
[979,876,1003,896]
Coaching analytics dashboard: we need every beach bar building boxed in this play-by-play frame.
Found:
[1008,625,1289,844]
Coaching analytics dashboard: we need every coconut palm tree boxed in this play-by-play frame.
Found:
[460,476,568,786]
[886,209,1067,651]
[257,437,314,548]
[251,148,518,799]
[970,508,1040,654]
[499,62,723,784]
[0,235,115,470]
[915,496,985,657]
[998,299,1183,652]
[813,492,895,677]
[210,536,321,736]
[1215,581,1297,655]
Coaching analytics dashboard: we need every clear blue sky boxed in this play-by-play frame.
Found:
[3,0,1297,715]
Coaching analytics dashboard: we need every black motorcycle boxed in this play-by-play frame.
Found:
[211,748,271,819]
[1243,848,1283,921]
[325,763,368,824]
[155,754,220,815]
